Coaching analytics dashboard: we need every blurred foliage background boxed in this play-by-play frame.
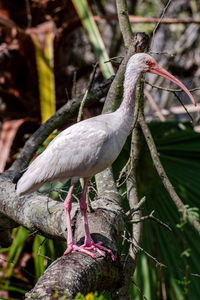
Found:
[0,0,200,299]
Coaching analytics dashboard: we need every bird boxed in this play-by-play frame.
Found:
[14,53,196,261]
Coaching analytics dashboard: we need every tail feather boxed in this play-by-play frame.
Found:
[13,169,27,190]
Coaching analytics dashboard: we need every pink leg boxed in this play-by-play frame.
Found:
[79,181,115,261]
[63,182,102,258]
[64,181,115,260]
[63,184,74,255]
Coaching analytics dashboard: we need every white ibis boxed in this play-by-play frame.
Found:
[14,53,196,260]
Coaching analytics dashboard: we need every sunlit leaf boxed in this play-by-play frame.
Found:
[72,0,114,79]
[30,22,56,123]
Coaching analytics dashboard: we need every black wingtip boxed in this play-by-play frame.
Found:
[12,169,27,190]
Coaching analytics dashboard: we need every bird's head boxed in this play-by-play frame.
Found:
[127,53,196,106]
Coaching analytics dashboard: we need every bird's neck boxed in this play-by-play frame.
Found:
[117,70,141,121]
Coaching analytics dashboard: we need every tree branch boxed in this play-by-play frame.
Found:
[139,113,200,234]
[0,10,149,300]
[10,77,113,172]
[93,15,200,25]
[117,78,144,300]
[25,254,121,299]
[116,0,133,48]
[0,170,124,298]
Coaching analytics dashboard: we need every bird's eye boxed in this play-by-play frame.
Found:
[145,60,150,65]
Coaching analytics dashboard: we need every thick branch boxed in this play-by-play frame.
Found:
[1,22,149,299]
[117,77,144,300]
[0,171,124,298]
[25,254,121,300]
[116,0,133,48]
[10,77,113,172]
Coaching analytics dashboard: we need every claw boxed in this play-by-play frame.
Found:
[64,241,115,261]
[64,244,96,258]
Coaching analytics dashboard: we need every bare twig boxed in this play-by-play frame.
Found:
[38,238,53,261]
[77,63,98,122]
[116,158,130,188]
[173,92,193,122]
[131,280,148,300]
[151,0,172,49]
[145,80,200,94]
[123,233,200,278]
[139,113,200,234]
[144,88,166,121]
[104,56,124,63]
[93,15,200,25]
[125,196,146,218]
[123,234,166,268]
[129,210,172,232]
[144,81,200,120]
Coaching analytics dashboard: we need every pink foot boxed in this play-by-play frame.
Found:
[64,241,115,261]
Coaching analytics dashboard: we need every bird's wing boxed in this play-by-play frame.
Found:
[16,118,110,194]
[43,120,109,176]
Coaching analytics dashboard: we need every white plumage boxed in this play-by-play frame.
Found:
[15,53,196,260]
[16,110,131,195]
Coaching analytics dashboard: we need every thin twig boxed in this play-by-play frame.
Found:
[38,238,53,261]
[0,16,24,33]
[125,196,146,218]
[123,232,200,278]
[139,113,200,234]
[77,63,98,122]
[144,88,166,121]
[151,0,172,49]
[0,256,35,279]
[173,92,193,122]
[145,80,200,121]
[145,80,200,93]
[116,158,130,188]
[93,15,200,25]
[104,56,124,63]
[131,280,148,300]
[28,230,39,237]
[129,210,172,232]
[114,4,145,298]
[123,234,166,268]
[72,71,77,99]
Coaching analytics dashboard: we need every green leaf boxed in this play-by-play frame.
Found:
[31,29,56,123]
[33,235,46,281]
[4,227,29,278]
[119,122,200,299]
[72,0,114,79]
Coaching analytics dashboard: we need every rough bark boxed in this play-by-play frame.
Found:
[25,254,122,300]
[0,33,149,298]
[0,170,124,298]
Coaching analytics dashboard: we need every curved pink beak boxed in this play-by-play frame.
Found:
[149,64,196,106]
